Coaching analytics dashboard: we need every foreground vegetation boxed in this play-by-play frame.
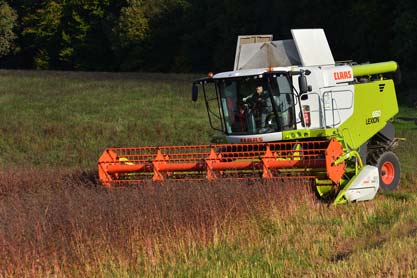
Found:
[0,71,416,277]
[1,169,417,277]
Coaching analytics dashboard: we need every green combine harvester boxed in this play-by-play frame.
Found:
[99,29,401,204]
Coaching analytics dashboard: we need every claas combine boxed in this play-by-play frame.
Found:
[98,29,401,204]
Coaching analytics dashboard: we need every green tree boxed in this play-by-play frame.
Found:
[20,0,121,70]
[0,1,17,57]
[60,0,120,70]
[392,0,417,70]
[115,0,189,71]
[21,1,63,68]
[117,0,149,45]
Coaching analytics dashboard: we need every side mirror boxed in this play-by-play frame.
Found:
[298,75,308,94]
[192,84,198,101]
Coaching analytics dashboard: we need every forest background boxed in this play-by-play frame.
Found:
[0,0,416,102]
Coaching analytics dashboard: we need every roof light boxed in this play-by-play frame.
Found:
[208,72,214,78]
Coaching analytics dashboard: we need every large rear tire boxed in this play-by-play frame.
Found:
[375,151,400,191]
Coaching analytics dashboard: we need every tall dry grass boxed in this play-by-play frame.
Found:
[1,171,417,277]
[0,168,316,277]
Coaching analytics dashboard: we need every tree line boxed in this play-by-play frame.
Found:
[0,0,416,79]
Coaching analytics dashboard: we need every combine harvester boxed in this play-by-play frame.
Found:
[98,29,401,204]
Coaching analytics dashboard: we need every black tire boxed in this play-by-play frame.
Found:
[375,151,400,191]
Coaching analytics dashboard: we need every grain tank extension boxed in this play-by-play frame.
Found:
[98,29,401,204]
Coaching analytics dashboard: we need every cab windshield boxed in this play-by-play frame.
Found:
[217,75,296,135]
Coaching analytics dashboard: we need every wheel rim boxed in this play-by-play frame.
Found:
[381,161,395,185]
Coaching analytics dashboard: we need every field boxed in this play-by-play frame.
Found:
[0,70,417,277]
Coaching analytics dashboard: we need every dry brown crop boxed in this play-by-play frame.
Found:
[0,168,316,277]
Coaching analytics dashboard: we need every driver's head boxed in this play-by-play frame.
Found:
[256,85,264,95]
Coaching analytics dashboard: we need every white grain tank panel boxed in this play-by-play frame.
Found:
[236,43,266,70]
[321,84,354,128]
[291,29,335,67]
[322,65,354,87]
[234,34,302,70]
[234,35,273,70]
[235,41,301,70]
[293,68,324,129]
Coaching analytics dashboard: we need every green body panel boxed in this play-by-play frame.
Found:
[282,128,338,141]
[352,61,398,77]
[315,178,334,198]
[338,80,398,150]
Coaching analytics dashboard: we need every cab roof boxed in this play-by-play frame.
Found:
[213,66,295,79]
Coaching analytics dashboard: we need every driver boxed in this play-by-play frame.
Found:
[243,84,273,132]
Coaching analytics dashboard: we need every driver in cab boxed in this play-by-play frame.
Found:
[242,84,273,132]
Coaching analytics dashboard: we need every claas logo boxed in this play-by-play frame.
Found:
[240,137,264,143]
[333,71,352,81]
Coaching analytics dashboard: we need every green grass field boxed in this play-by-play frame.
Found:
[0,70,416,277]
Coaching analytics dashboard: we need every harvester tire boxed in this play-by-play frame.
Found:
[375,151,400,191]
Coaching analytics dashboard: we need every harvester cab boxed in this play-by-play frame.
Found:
[99,29,401,205]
